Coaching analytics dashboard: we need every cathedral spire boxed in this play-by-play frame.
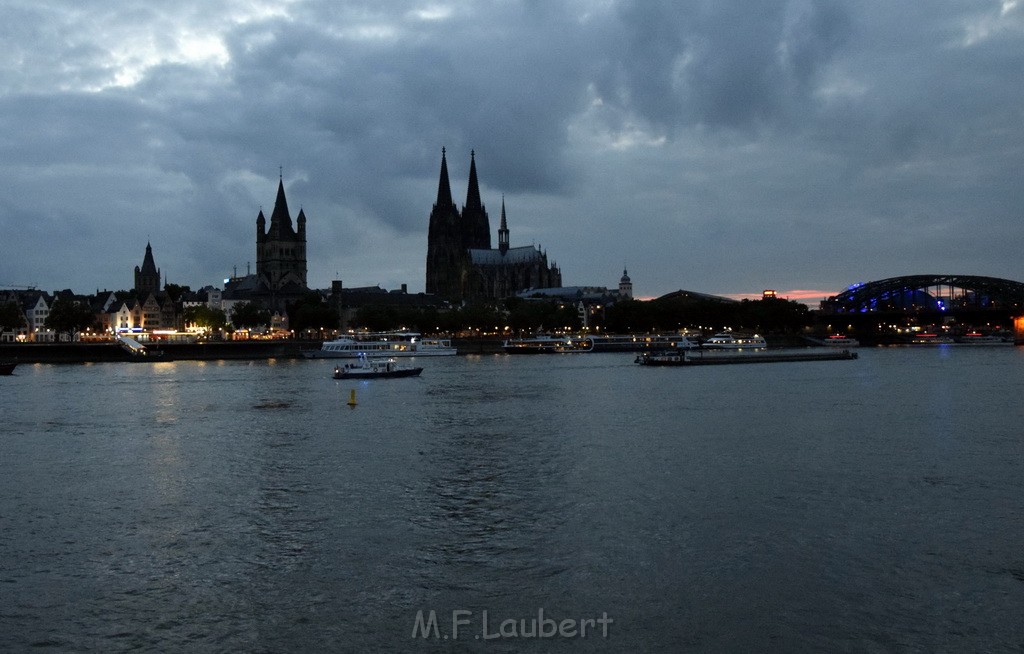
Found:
[461,149,491,249]
[498,196,509,254]
[465,149,482,211]
[269,176,293,235]
[435,147,454,208]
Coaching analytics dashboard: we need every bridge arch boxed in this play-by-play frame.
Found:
[821,275,1024,314]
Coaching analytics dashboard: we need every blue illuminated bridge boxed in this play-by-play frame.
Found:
[821,275,1024,317]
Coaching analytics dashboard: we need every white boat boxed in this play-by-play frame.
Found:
[907,333,955,345]
[822,334,860,347]
[957,332,1011,345]
[304,332,457,358]
[702,332,768,349]
[582,333,700,352]
[333,354,423,379]
[503,333,701,354]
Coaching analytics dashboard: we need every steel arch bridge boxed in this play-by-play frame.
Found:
[822,275,1024,314]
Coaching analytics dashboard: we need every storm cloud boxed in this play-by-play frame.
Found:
[1,0,1022,301]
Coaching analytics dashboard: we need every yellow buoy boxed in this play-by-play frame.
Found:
[347,388,358,407]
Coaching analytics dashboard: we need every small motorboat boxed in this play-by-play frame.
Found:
[333,354,423,379]
[0,360,17,376]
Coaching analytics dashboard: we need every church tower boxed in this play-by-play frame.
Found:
[134,242,161,295]
[256,176,307,296]
[426,148,466,300]
[619,269,633,299]
[462,150,491,249]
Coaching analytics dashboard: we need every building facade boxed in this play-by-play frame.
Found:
[426,149,561,303]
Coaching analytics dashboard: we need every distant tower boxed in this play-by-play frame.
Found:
[426,148,465,299]
[498,197,510,254]
[462,150,491,249]
[619,269,633,299]
[256,175,308,294]
[134,242,161,295]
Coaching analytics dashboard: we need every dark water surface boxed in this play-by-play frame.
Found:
[2,348,1024,652]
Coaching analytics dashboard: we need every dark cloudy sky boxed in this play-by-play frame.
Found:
[2,1,1022,302]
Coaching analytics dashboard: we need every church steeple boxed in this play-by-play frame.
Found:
[465,150,482,211]
[134,241,161,295]
[426,147,463,298]
[269,175,294,236]
[140,242,158,275]
[461,149,491,249]
[435,147,454,208]
[266,172,294,236]
[498,196,509,254]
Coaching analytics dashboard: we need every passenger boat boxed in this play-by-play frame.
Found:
[304,332,457,358]
[956,332,1010,345]
[504,333,700,354]
[582,333,700,352]
[333,354,423,379]
[0,360,17,375]
[701,332,768,349]
[907,333,955,345]
[822,334,860,347]
[502,334,575,354]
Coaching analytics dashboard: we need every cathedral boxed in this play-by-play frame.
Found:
[426,149,561,302]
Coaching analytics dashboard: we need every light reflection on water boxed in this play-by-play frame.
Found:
[2,348,1024,652]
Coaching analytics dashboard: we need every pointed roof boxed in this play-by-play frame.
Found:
[435,147,454,208]
[140,242,158,275]
[465,149,482,210]
[269,177,294,235]
[499,196,508,231]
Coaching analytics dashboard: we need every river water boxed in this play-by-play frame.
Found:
[2,347,1023,652]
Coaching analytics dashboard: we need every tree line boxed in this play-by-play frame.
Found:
[349,295,811,336]
[2,291,812,340]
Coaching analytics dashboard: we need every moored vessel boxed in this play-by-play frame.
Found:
[701,332,768,349]
[637,348,857,366]
[504,333,700,353]
[906,333,955,345]
[305,332,456,358]
[584,333,700,352]
[821,334,860,347]
[956,332,1011,345]
[502,335,585,354]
